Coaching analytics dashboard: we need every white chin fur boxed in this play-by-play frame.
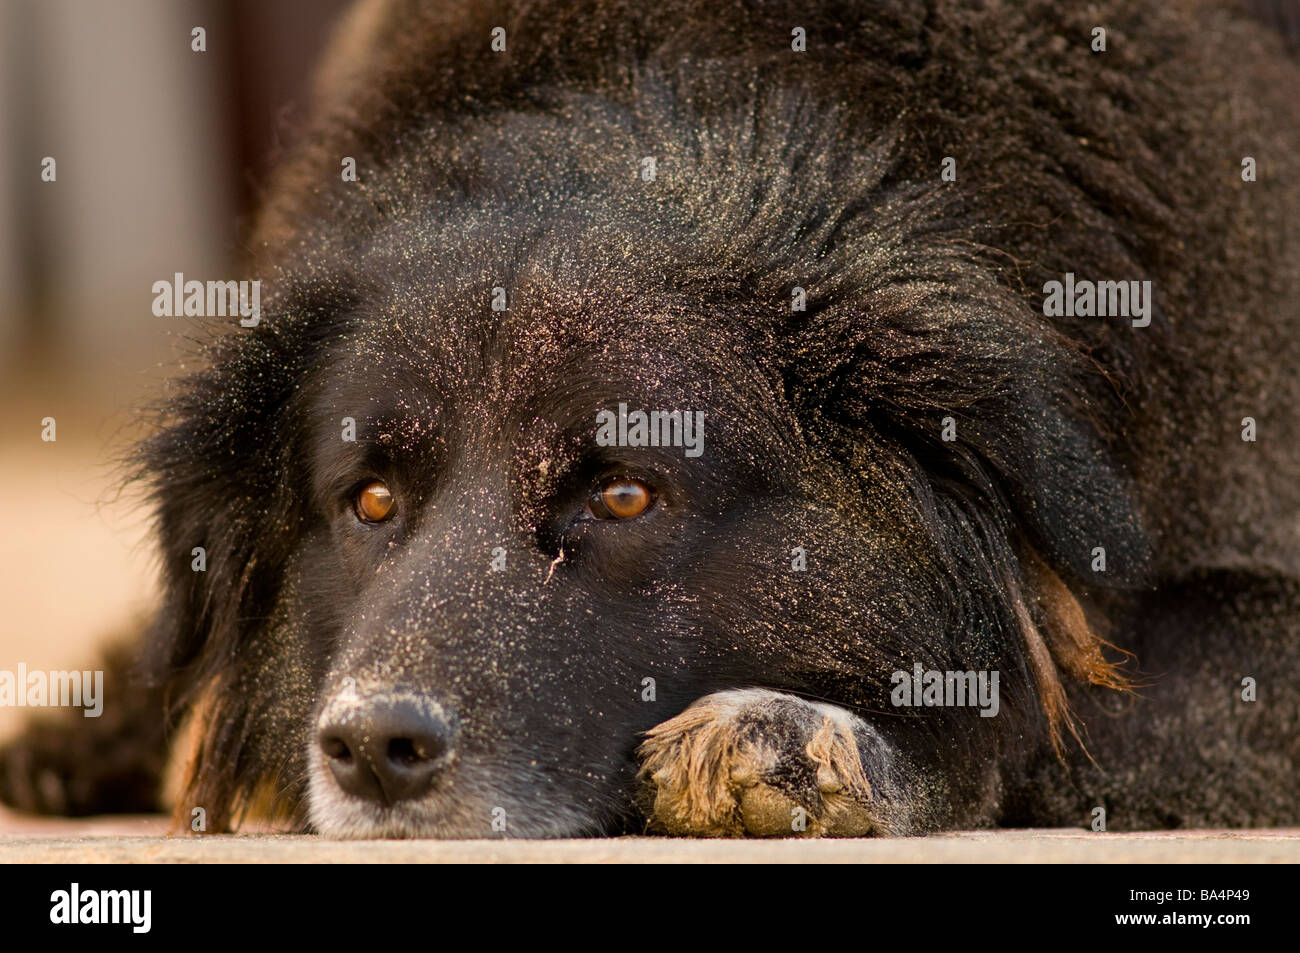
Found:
[306,752,597,839]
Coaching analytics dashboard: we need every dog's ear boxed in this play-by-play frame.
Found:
[136,285,352,681]
[966,398,1152,589]
[785,288,1152,590]
[131,327,308,831]
[132,323,308,682]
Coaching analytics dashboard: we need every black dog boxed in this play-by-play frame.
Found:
[3,0,1298,837]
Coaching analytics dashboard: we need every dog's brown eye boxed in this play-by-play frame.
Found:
[355,481,395,523]
[589,478,652,520]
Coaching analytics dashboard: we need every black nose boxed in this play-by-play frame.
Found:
[318,695,455,804]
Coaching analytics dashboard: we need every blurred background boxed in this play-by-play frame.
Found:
[0,0,351,742]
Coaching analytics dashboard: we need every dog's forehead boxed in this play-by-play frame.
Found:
[340,295,775,415]
[301,292,801,487]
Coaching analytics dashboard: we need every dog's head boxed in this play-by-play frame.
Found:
[138,16,1162,836]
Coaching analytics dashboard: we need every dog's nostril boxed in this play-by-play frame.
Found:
[318,696,456,804]
[384,735,447,766]
[388,737,418,765]
[322,736,352,762]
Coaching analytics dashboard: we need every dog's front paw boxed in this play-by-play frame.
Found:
[637,689,885,837]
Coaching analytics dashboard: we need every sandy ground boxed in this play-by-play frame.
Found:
[1,810,1297,863]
